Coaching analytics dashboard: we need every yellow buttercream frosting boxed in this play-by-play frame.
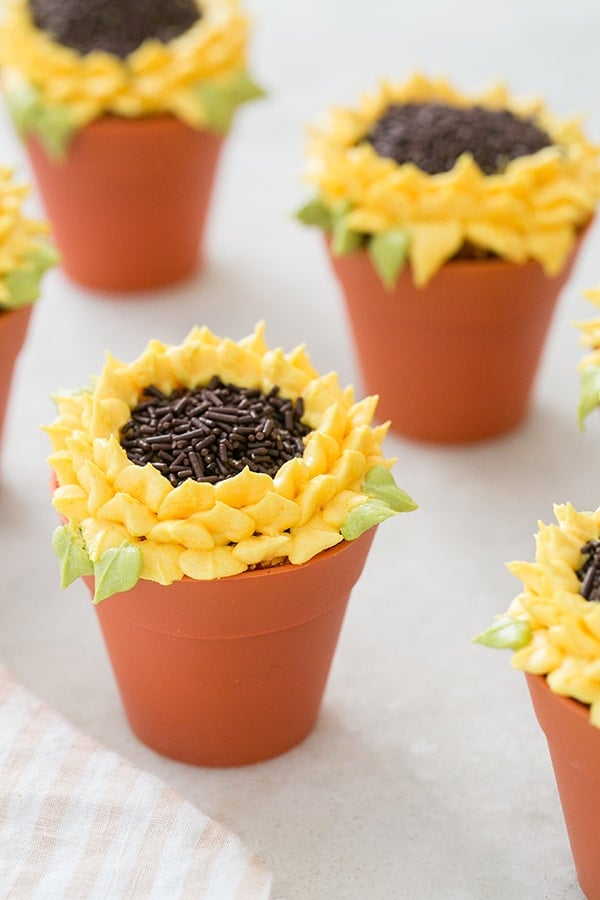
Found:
[498,503,600,726]
[46,324,400,583]
[302,74,600,287]
[0,0,255,133]
[0,165,55,307]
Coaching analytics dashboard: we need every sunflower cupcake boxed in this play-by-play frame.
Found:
[474,503,600,897]
[298,73,599,288]
[0,164,57,448]
[46,323,415,598]
[0,0,263,157]
[474,503,600,723]
[0,0,264,290]
[297,74,600,443]
[45,324,416,766]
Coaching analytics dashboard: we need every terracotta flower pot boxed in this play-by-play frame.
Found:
[26,116,224,292]
[526,672,600,899]
[328,239,584,443]
[0,304,32,448]
[82,528,375,767]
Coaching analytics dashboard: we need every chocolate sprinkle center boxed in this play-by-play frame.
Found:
[30,0,201,58]
[364,102,553,176]
[577,540,600,602]
[120,376,310,487]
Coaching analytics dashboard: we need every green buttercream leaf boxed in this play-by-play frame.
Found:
[226,70,266,105]
[6,82,77,159]
[93,542,143,604]
[6,80,40,136]
[295,196,333,230]
[35,104,78,159]
[341,498,397,540]
[52,524,94,589]
[192,70,265,134]
[472,615,531,650]
[31,240,61,271]
[367,229,410,289]
[578,365,600,429]
[362,464,418,512]
[2,241,60,310]
[329,200,362,255]
[340,465,417,540]
[4,268,40,308]
[331,215,362,256]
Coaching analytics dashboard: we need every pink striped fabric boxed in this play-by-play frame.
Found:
[0,666,272,899]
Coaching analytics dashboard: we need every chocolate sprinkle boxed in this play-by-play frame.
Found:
[120,376,310,487]
[577,540,600,602]
[30,0,201,58]
[364,102,553,176]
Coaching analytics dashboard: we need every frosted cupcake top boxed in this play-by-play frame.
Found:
[0,0,263,157]
[47,324,416,602]
[298,74,600,288]
[0,165,57,310]
[474,503,600,727]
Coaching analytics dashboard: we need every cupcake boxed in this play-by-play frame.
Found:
[46,324,416,766]
[0,164,57,449]
[474,504,600,898]
[0,0,264,290]
[297,74,600,443]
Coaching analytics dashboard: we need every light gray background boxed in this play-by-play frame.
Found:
[1,2,600,897]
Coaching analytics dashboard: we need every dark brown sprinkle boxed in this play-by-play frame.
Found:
[577,540,600,602]
[120,376,311,488]
[450,241,497,261]
[29,0,201,58]
[363,102,553,176]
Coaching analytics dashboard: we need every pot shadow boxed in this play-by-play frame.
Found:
[238,702,583,900]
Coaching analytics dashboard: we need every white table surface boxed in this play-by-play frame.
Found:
[1,2,600,898]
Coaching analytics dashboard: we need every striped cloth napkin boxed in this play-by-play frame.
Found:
[0,665,272,899]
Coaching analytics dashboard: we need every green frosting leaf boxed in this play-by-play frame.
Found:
[7,82,78,159]
[93,542,143,604]
[472,615,531,650]
[341,498,397,540]
[331,215,362,256]
[3,241,60,311]
[6,80,40,136]
[52,524,94,589]
[340,464,417,540]
[367,228,410,289]
[35,104,78,160]
[578,365,600,429]
[295,196,333,231]
[328,200,363,255]
[362,464,418,512]
[192,69,265,134]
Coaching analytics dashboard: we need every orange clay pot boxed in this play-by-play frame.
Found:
[0,304,32,448]
[328,238,584,443]
[526,673,600,899]
[26,116,224,292]
[83,528,375,767]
